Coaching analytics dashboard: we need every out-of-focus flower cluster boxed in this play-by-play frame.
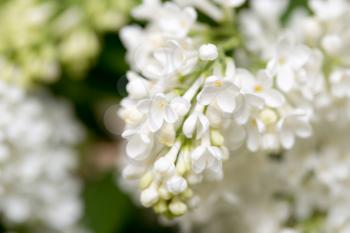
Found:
[118,0,350,232]
[0,80,87,233]
[0,0,133,86]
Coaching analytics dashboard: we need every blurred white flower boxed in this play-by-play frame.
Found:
[0,81,87,232]
[214,0,246,7]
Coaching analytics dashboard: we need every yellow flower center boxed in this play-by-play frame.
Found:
[278,56,286,65]
[254,84,263,93]
[157,100,167,109]
[259,109,278,125]
[213,80,223,87]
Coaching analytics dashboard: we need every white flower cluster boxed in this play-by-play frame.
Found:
[0,80,87,233]
[177,122,350,233]
[0,0,134,86]
[118,0,350,231]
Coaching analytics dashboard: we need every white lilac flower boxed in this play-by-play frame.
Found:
[234,69,285,108]
[154,3,197,38]
[267,37,311,92]
[190,136,226,179]
[118,0,350,232]
[138,94,190,132]
[238,0,289,59]
[197,75,240,113]
[0,81,87,232]
[309,0,349,20]
[294,0,350,66]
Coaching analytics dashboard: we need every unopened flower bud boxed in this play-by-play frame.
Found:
[321,34,342,55]
[210,129,224,146]
[176,155,190,176]
[140,186,159,207]
[154,157,175,176]
[158,123,176,146]
[159,186,172,200]
[199,44,218,61]
[166,175,188,195]
[259,109,278,125]
[154,200,168,214]
[181,188,193,199]
[169,200,188,216]
[303,18,322,40]
[126,71,149,99]
[139,172,153,189]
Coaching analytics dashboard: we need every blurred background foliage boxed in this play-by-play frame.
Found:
[0,0,308,232]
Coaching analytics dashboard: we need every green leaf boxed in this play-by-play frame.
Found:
[83,174,132,233]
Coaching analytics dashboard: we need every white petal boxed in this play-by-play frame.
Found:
[206,75,220,83]
[246,94,264,109]
[207,146,223,160]
[192,157,206,174]
[126,135,150,160]
[277,66,294,92]
[121,129,137,138]
[225,59,236,78]
[183,113,198,138]
[191,146,205,161]
[262,134,278,150]
[235,69,255,91]
[171,97,190,116]
[141,132,152,143]
[165,106,177,123]
[191,147,206,174]
[257,70,273,88]
[137,99,152,113]
[207,156,222,176]
[233,95,249,124]
[197,86,217,105]
[261,89,285,107]
[217,0,246,7]
[197,114,210,138]
[226,123,246,150]
[217,90,237,113]
[295,121,312,138]
[247,125,260,152]
[280,129,295,149]
[149,108,164,132]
